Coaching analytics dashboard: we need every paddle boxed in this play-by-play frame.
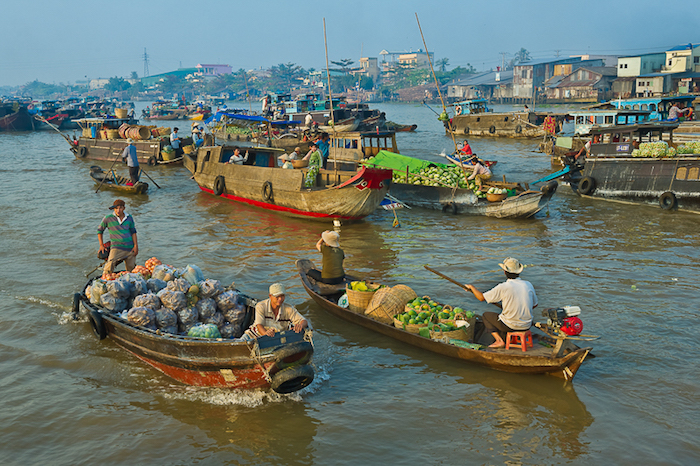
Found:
[95,154,123,193]
[138,167,161,189]
[424,265,474,295]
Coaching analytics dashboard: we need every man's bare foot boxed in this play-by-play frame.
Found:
[489,342,505,348]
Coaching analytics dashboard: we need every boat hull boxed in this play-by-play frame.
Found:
[0,107,35,131]
[447,112,547,138]
[296,260,590,381]
[74,138,182,166]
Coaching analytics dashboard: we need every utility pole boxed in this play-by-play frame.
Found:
[500,52,507,71]
[554,49,561,58]
[143,48,150,77]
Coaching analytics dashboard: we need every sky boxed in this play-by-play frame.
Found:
[2,0,699,88]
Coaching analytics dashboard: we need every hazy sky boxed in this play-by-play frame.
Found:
[2,0,698,87]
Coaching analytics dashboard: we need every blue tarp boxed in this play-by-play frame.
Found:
[205,112,302,127]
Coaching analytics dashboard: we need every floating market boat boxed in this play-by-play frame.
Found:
[365,150,556,218]
[89,166,149,194]
[73,281,315,393]
[0,101,35,131]
[296,259,592,382]
[557,121,700,212]
[183,143,392,221]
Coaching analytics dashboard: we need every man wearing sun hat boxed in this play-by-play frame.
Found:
[97,199,138,274]
[248,283,309,338]
[121,138,140,185]
[464,258,538,348]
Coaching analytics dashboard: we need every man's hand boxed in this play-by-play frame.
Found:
[293,320,308,333]
[99,244,107,253]
[264,327,276,337]
[132,245,138,257]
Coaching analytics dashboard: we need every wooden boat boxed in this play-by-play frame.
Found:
[73,281,315,393]
[296,259,592,382]
[319,116,360,133]
[183,143,393,221]
[0,103,35,131]
[444,153,498,170]
[559,121,700,212]
[386,122,417,132]
[89,166,149,194]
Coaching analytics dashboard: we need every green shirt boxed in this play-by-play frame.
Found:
[321,243,345,279]
[97,213,136,251]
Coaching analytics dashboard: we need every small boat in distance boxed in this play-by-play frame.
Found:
[89,166,148,194]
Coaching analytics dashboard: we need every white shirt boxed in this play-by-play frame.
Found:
[483,278,537,330]
[305,114,313,126]
[170,131,180,149]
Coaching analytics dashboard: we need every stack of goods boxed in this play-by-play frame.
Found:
[345,281,382,313]
[675,141,700,155]
[393,295,476,341]
[631,141,676,158]
[390,165,513,199]
[364,284,417,324]
[84,257,249,339]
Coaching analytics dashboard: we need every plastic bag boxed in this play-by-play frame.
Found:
[220,323,242,339]
[153,264,176,282]
[90,280,108,305]
[118,274,147,298]
[132,292,161,310]
[181,264,205,286]
[177,307,199,326]
[166,278,190,293]
[204,311,225,329]
[146,278,167,293]
[215,291,240,312]
[222,303,247,326]
[127,307,156,329]
[106,280,131,299]
[100,293,128,312]
[160,325,178,335]
[155,307,178,328]
[199,279,224,299]
[157,289,187,311]
[195,298,217,320]
[187,323,221,339]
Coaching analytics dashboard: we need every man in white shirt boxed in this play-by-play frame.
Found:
[170,127,182,155]
[250,283,308,337]
[464,258,538,348]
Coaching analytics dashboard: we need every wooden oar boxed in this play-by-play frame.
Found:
[33,114,75,146]
[424,265,473,294]
[95,154,123,193]
[138,167,161,189]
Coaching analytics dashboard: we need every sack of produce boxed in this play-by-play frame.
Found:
[204,311,225,329]
[215,291,240,312]
[166,278,190,293]
[157,289,187,311]
[132,265,151,280]
[100,293,128,312]
[155,307,178,328]
[177,307,199,326]
[152,264,176,282]
[181,264,204,286]
[106,280,131,299]
[90,280,108,305]
[118,274,147,298]
[220,322,243,339]
[146,278,167,293]
[187,323,221,339]
[195,298,217,320]
[132,292,161,310]
[199,279,224,299]
[145,257,162,273]
[160,325,178,335]
[127,307,156,329]
[222,303,247,325]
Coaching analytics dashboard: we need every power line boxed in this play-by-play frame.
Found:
[143,48,150,77]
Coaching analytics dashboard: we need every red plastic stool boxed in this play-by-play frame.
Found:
[505,330,533,352]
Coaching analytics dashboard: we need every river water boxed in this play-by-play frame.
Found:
[0,101,698,465]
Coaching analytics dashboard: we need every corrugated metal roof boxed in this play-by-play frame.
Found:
[450,70,513,87]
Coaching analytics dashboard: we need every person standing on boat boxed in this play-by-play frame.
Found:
[248,283,309,338]
[303,143,322,187]
[97,199,138,274]
[307,230,345,285]
[668,102,690,121]
[121,139,140,185]
[305,112,314,128]
[464,258,537,349]
[316,133,330,169]
[170,127,182,156]
[467,156,492,189]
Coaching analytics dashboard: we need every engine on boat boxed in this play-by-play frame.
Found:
[542,305,583,336]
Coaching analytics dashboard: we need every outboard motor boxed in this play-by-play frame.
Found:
[541,306,583,336]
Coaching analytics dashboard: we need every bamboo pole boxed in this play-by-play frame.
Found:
[323,18,339,177]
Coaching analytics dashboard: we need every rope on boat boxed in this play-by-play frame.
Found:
[247,340,273,383]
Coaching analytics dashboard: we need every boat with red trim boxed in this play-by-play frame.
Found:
[73,281,315,393]
[183,143,392,221]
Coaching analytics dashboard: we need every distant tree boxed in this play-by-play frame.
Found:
[508,48,532,68]
[130,71,138,80]
[104,77,131,92]
[435,58,450,72]
[330,59,354,75]
[270,62,304,90]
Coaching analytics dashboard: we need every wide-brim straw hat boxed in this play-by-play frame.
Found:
[322,230,340,248]
[499,257,524,274]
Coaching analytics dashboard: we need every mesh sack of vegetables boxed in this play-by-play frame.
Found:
[187,323,221,339]
[100,293,128,312]
[160,325,178,335]
[157,289,187,311]
[146,278,167,294]
[220,323,242,339]
[222,303,247,325]
[166,278,190,293]
[90,280,108,305]
[118,274,147,298]
[199,279,224,299]
[127,307,156,329]
[132,292,161,310]
[195,298,217,320]
[203,311,225,329]
[177,307,199,326]
[181,264,204,285]
[155,307,178,328]
[106,280,131,299]
[216,291,240,312]
[152,264,176,282]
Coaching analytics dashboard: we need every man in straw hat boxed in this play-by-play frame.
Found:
[247,283,309,338]
[121,138,140,185]
[97,199,138,274]
[307,230,345,285]
[464,258,537,348]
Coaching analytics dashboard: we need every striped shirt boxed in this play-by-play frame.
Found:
[251,299,306,336]
[98,213,136,251]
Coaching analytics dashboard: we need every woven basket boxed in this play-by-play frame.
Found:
[430,326,468,341]
[486,192,507,202]
[390,284,417,303]
[114,108,128,119]
[393,316,428,334]
[365,286,406,324]
[346,283,380,313]
[182,144,194,154]
[292,159,309,169]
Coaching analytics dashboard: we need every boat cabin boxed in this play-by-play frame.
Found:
[599,96,695,120]
[564,109,651,136]
[327,131,399,170]
[587,122,680,157]
[452,98,491,116]
[74,117,136,137]
[198,144,286,167]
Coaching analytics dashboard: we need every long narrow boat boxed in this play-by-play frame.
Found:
[297,259,592,382]
[73,281,315,393]
[89,166,149,194]
[183,144,392,221]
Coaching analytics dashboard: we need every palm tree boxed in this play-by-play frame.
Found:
[436,58,450,72]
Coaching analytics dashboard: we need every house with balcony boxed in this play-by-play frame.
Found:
[512,57,602,101]
[543,67,616,103]
[445,70,513,102]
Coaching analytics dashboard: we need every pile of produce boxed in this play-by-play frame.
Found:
[390,165,513,199]
[395,296,475,326]
[631,141,677,158]
[675,141,700,155]
[85,257,248,339]
[348,281,379,292]
[224,125,252,136]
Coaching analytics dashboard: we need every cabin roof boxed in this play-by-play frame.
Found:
[590,121,679,135]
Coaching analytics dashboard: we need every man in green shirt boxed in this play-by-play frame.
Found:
[97,199,138,273]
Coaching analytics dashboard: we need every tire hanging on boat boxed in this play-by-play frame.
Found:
[88,310,107,340]
[270,364,315,394]
[659,191,676,210]
[78,146,87,157]
[463,127,469,135]
[515,125,522,134]
[72,293,82,320]
[578,176,596,195]
[455,105,463,116]
[213,176,225,196]
[148,156,156,166]
[272,341,314,370]
[262,181,273,202]
[489,125,496,134]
